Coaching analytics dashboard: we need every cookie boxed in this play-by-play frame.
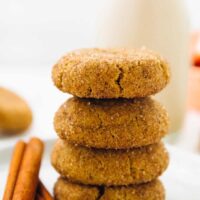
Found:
[52,48,170,98]
[54,97,169,149]
[0,87,32,134]
[51,140,169,186]
[54,178,165,200]
[54,177,99,200]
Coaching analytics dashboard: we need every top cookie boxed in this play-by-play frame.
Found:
[52,48,170,98]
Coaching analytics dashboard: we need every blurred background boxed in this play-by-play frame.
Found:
[0,0,200,153]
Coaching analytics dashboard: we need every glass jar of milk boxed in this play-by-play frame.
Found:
[95,0,190,133]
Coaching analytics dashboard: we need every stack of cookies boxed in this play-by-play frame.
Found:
[51,48,170,200]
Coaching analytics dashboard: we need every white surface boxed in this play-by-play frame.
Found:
[186,0,200,30]
[177,111,200,152]
[1,140,200,199]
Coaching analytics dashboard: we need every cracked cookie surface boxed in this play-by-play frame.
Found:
[51,140,169,186]
[54,178,165,200]
[0,87,32,134]
[54,97,169,149]
[52,48,170,98]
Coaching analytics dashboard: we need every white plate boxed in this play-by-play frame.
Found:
[1,139,200,199]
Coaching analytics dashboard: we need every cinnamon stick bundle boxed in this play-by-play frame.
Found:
[3,137,53,200]
[12,138,44,200]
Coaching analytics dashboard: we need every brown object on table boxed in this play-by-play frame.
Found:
[3,141,26,200]
[12,137,44,200]
[37,180,53,200]
[0,87,32,134]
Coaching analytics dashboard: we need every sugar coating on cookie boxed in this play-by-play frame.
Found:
[52,48,170,98]
[54,97,169,149]
[0,87,32,134]
[54,178,165,200]
[51,140,169,186]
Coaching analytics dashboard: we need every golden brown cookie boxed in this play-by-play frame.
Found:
[51,140,169,186]
[54,178,165,200]
[52,48,170,98]
[54,178,99,200]
[0,87,32,134]
[54,97,169,149]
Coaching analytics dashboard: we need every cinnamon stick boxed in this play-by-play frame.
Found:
[35,193,45,200]
[3,141,26,200]
[37,180,53,200]
[12,137,44,200]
